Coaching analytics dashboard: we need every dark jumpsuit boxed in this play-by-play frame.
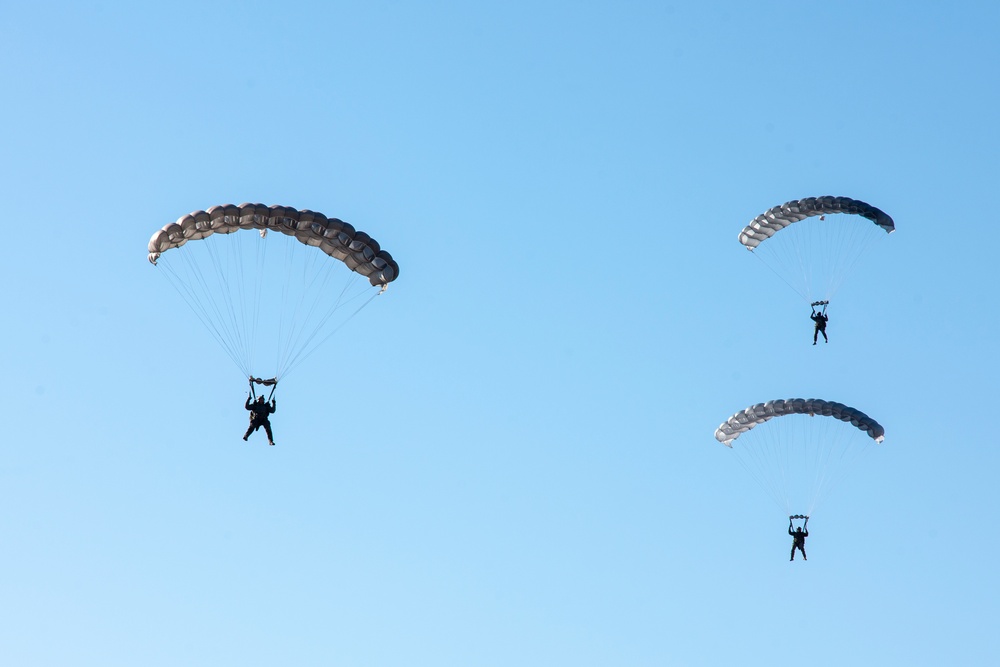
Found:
[244,397,276,444]
[811,312,828,344]
[789,526,808,560]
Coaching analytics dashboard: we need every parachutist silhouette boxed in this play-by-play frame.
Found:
[243,395,276,446]
[811,305,828,344]
[789,517,808,561]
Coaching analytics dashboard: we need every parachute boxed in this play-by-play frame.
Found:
[739,196,894,304]
[149,203,398,384]
[714,398,885,516]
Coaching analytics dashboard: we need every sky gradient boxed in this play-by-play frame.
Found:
[2,2,998,665]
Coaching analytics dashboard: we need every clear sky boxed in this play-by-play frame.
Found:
[2,1,998,665]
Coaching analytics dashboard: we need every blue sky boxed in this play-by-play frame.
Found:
[2,1,998,665]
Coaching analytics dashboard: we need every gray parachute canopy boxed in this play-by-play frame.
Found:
[715,398,885,447]
[148,203,399,287]
[738,196,894,250]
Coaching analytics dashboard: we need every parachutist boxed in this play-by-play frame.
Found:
[243,394,276,446]
[789,516,809,561]
[811,304,828,344]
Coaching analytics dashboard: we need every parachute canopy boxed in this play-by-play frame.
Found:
[714,398,886,516]
[738,196,894,250]
[715,398,885,447]
[149,203,397,383]
[149,203,399,286]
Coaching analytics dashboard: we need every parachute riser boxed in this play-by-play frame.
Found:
[249,376,278,401]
